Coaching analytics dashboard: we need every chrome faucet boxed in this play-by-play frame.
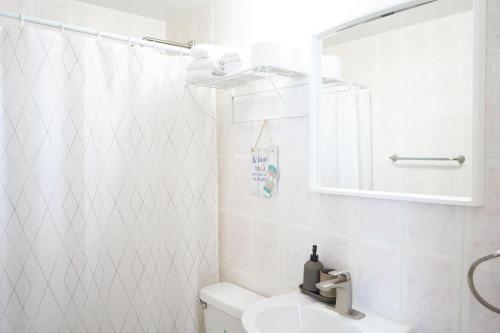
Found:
[315,271,365,319]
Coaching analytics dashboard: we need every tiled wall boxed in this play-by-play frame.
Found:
[0,0,166,39]
[174,0,500,332]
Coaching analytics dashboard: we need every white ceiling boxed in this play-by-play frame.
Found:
[79,0,206,20]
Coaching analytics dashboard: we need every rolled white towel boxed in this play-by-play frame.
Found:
[187,59,224,73]
[221,62,243,74]
[217,52,243,75]
[219,51,242,60]
[188,57,243,74]
[218,55,242,65]
[186,48,245,82]
[220,52,240,59]
[190,45,211,59]
[185,69,224,84]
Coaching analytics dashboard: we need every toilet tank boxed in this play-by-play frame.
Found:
[199,283,264,333]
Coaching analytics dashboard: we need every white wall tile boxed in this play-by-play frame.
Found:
[35,0,72,22]
[487,0,500,54]
[485,54,500,157]
[401,248,462,333]
[280,161,313,223]
[250,274,294,297]
[231,121,260,154]
[464,158,500,257]
[219,263,253,292]
[228,157,257,214]
[250,189,285,222]
[0,0,35,14]
[218,156,232,208]
[217,122,233,154]
[357,199,403,243]
[72,1,166,38]
[165,12,195,47]
[215,89,234,121]
[213,0,234,45]
[250,218,282,280]
[311,195,358,232]
[281,118,309,160]
[280,223,313,288]
[353,238,402,319]
[402,203,464,253]
[192,1,214,44]
[313,228,353,272]
[219,211,252,269]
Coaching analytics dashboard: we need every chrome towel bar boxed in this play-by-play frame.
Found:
[389,154,466,164]
[467,250,500,314]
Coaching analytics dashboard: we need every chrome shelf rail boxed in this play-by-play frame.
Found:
[467,250,500,314]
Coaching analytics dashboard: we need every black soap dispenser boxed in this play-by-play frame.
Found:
[303,245,324,292]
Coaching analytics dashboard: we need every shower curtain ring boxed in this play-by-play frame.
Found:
[60,23,65,34]
[18,14,25,28]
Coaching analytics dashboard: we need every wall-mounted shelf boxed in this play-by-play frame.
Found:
[188,66,308,97]
[186,65,366,123]
[186,66,307,91]
[186,65,364,95]
[322,77,366,90]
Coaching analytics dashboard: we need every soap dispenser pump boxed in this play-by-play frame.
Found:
[303,245,324,292]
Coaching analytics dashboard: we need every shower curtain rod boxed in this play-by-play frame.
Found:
[143,37,194,49]
[0,11,191,54]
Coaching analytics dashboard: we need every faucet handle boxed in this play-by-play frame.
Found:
[329,270,351,281]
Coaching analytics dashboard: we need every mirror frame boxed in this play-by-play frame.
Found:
[309,0,485,206]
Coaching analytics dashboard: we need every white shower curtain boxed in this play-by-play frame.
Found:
[0,25,217,333]
[319,88,373,190]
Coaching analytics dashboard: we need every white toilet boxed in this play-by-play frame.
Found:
[199,282,264,333]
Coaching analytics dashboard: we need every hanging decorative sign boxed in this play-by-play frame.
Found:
[250,121,279,198]
[250,145,279,198]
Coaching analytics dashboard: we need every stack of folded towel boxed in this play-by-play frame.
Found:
[186,45,244,84]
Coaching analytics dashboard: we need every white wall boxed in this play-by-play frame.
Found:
[0,0,167,38]
[165,0,414,48]
[173,0,500,333]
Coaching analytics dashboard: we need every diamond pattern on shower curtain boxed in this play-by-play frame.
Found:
[0,25,218,333]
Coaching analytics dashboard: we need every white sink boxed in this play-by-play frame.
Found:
[242,292,412,333]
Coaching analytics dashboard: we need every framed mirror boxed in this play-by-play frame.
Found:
[309,0,485,206]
